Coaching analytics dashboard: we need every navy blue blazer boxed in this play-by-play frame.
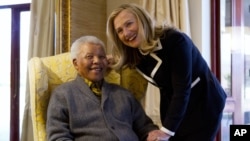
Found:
[136,29,227,136]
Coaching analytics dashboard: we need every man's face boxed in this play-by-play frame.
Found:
[73,43,108,82]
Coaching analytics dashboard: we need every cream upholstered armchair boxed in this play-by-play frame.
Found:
[28,52,147,141]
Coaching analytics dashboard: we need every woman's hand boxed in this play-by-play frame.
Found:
[106,54,115,66]
[147,130,171,141]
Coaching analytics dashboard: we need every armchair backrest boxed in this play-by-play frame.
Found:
[28,53,77,141]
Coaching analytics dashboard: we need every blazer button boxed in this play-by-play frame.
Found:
[111,126,115,130]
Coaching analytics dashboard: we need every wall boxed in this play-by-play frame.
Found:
[71,0,107,46]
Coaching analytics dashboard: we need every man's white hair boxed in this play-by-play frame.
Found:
[70,35,105,60]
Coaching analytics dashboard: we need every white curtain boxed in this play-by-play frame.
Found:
[21,0,55,141]
[140,0,191,36]
[139,0,191,126]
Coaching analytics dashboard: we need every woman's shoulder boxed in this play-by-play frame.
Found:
[160,27,191,43]
[162,28,182,38]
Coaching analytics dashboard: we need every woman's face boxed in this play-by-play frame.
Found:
[113,9,142,48]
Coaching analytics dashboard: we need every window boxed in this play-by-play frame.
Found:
[212,0,250,140]
[0,8,11,141]
[0,1,30,141]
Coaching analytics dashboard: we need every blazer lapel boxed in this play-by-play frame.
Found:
[136,40,163,86]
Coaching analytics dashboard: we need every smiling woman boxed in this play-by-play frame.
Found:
[0,1,30,141]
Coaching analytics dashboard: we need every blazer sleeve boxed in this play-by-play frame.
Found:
[161,30,194,132]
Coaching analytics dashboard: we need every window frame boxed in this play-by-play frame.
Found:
[0,3,30,141]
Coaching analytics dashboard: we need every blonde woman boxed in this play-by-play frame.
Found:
[107,3,227,141]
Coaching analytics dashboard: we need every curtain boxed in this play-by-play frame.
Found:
[140,0,191,36]
[20,0,55,141]
[138,0,191,126]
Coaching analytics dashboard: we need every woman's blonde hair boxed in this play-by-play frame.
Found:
[107,3,168,69]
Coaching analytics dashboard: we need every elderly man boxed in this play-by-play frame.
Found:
[46,35,163,141]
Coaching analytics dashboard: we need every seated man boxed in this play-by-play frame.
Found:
[46,35,161,141]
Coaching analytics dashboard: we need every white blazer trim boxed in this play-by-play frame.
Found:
[136,40,163,86]
[136,68,157,85]
[191,77,200,88]
[149,40,163,78]
[152,39,163,51]
[149,53,162,78]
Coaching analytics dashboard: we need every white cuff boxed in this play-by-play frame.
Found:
[160,126,175,136]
